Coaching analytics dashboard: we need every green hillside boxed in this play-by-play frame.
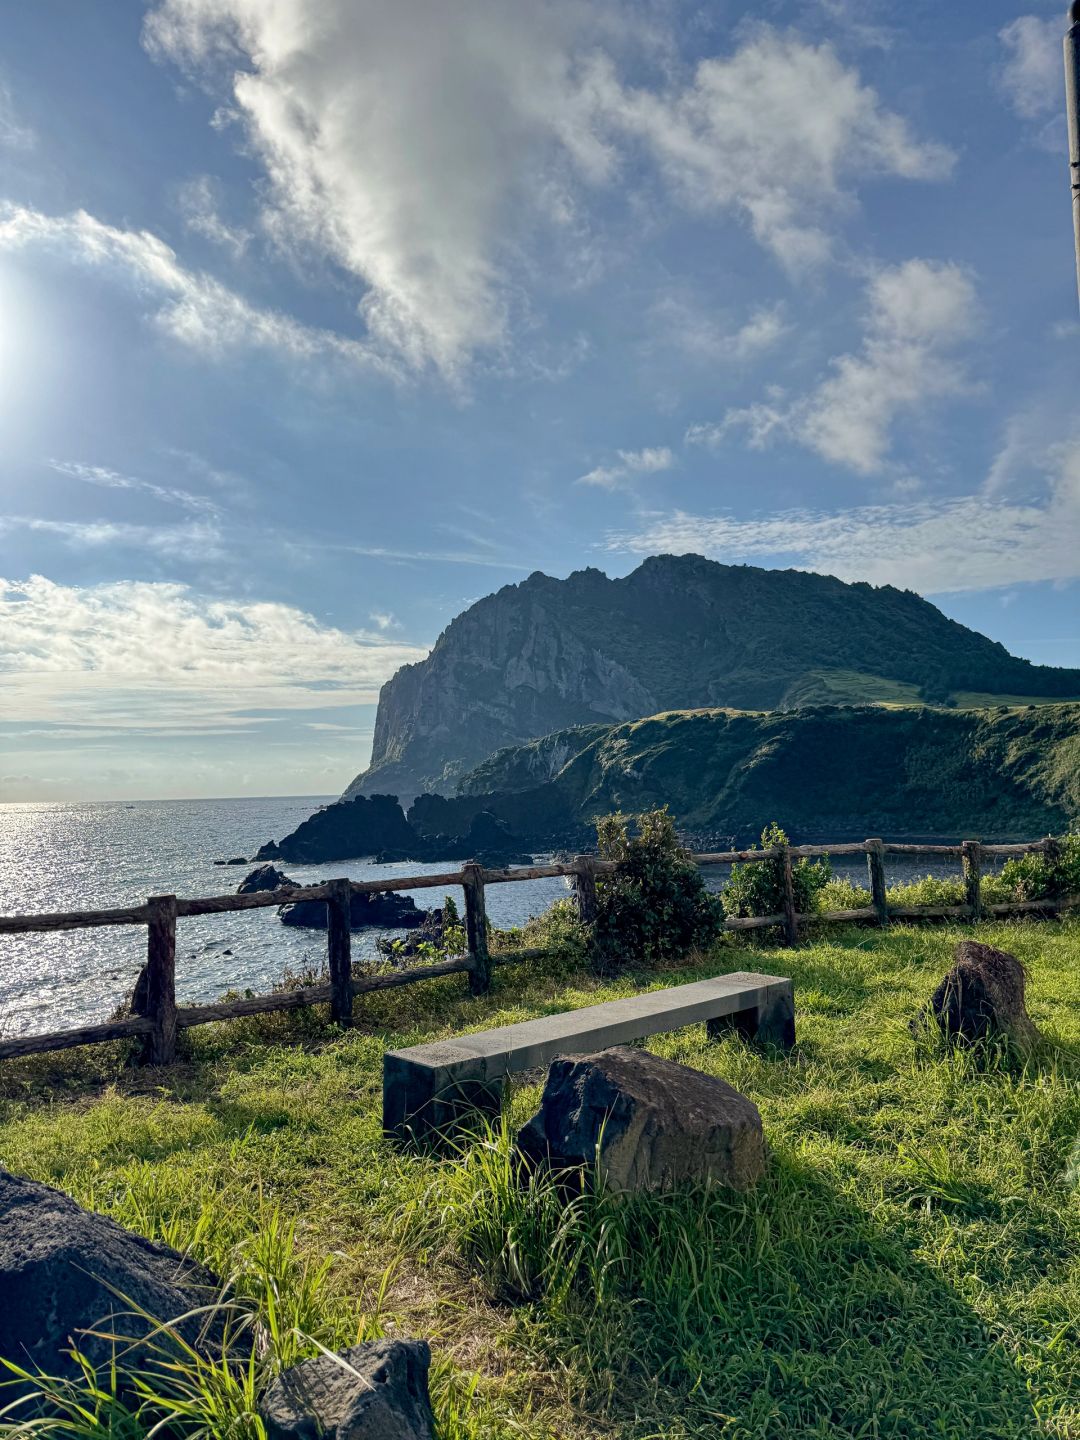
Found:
[451,703,1080,841]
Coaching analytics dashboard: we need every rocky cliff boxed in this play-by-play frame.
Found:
[344,555,1080,801]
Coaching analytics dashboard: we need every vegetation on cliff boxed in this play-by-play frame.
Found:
[458,702,1080,842]
[346,555,1080,800]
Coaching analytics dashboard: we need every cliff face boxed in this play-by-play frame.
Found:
[344,555,1080,801]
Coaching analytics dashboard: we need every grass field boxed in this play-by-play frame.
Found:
[1,919,1079,1438]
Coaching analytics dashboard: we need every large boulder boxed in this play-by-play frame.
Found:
[238,863,298,894]
[0,1169,220,1392]
[921,940,1040,1050]
[279,890,430,931]
[259,1339,434,1440]
[517,1046,768,1193]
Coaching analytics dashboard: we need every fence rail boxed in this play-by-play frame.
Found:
[0,836,1074,1065]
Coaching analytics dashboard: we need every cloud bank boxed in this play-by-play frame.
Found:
[606,440,1080,595]
[0,575,427,732]
[143,1,952,376]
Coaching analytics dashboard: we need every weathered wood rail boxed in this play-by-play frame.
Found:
[0,837,1074,1065]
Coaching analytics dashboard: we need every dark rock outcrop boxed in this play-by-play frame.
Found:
[279,890,430,931]
[258,795,542,869]
[0,1169,220,1394]
[238,863,298,894]
[256,794,417,865]
[259,1339,434,1440]
[517,1047,768,1193]
[921,940,1040,1050]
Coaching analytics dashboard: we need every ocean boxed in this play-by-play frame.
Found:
[0,796,576,1039]
[0,796,978,1040]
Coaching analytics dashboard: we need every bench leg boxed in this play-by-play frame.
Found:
[384,1056,504,1143]
[707,983,795,1049]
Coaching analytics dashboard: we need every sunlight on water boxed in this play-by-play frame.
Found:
[0,797,575,1038]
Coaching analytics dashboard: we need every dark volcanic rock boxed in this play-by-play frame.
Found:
[238,863,298,894]
[921,940,1040,1050]
[518,1046,768,1193]
[279,890,430,931]
[0,1169,220,1393]
[264,794,418,865]
[259,1339,434,1440]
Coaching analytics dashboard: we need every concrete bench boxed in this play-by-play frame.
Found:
[383,969,794,1141]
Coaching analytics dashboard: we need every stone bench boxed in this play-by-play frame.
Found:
[383,970,794,1141]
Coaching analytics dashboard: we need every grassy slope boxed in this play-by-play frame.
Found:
[1,920,1079,1438]
[460,703,1080,838]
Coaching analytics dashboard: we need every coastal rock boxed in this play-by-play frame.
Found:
[262,794,418,866]
[517,1047,768,1193]
[238,863,298,894]
[259,1339,434,1440]
[279,890,430,931]
[0,1169,220,1395]
[921,940,1040,1050]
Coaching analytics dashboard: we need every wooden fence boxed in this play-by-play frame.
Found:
[0,836,1074,1066]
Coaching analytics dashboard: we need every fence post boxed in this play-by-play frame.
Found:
[961,840,983,921]
[866,839,889,927]
[778,845,799,946]
[462,862,491,996]
[327,878,353,1026]
[573,854,599,925]
[141,894,177,1066]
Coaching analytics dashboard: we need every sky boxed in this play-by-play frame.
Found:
[1,0,1078,802]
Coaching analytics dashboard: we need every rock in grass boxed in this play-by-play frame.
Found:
[259,1339,434,1439]
[922,940,1040,1050]
[0,1168,221,1396]
[517,1046,768,1193]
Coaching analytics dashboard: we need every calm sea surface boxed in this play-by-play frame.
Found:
[0,796,980,1039]
[0,796,578,1039]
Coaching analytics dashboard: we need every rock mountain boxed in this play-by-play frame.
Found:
[344,555,1080,802]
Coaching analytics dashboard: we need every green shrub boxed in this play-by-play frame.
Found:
[496,898,591,979]
[722,823,832,920]
[591,809,725,973]
[998,834,1080,902]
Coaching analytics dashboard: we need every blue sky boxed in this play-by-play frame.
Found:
[1,0,1078,801]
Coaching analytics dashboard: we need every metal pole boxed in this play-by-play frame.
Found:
[1065,3,1080,311]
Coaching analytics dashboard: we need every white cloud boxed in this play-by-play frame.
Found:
[0,202,391,375]
[144,3,952,374]
[0,82,33,150]
[605,438,1080,595]
[48,459,221,517]
[0,514,224,560]
[601,29,953,274]
[0,575,428,732]
[177,174,252,257]
[1000,16,1062,121]
[578,445,675,490]
[368,611,400,631]
[712,259,978,473]
[653,297,790,364]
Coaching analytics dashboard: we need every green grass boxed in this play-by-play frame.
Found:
[1,920,1079,1437]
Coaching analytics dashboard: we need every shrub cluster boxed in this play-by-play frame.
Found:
[722,822,832,920]
[590,809,725,973]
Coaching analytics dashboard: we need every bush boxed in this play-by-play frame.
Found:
[591,809,725,973]
[496,898,591,979]
[722,823,832,920]
[998,834,1080,902]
